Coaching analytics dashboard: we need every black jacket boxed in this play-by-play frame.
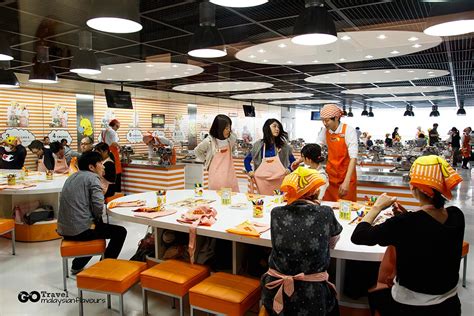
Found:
[0,145,27,169]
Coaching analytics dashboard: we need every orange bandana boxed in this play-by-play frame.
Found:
[320,104,343,119]
[281,167,326,204]
[409,155,462,200]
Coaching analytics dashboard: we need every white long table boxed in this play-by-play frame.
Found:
[108,190,386,308]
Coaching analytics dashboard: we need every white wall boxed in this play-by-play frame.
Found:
[295,107,473,142]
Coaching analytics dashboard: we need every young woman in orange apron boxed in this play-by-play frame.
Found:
[324,123,357,202]
[245,119,295,195]
[195,115,239,192]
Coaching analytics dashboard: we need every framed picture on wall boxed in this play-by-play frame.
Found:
[152,114,165,128]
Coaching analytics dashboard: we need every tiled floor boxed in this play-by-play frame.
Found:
[0,168,472,315]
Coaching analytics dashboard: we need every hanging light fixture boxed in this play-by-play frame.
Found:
[403,104,411,116]
[348,106,354,117]
[87,0,142,34]
[361,103,368,116]
[292,0,337,46]
[457,100,466,116]
[409,104,415,116]
[424,2,474,36]
[0,34,13,61]
[429,105,440,117]
[210,0,268,7]
[0,62,19,88]
[342,102,348,116]
[29,46,58,84]
[70,31,101,75]
[368,105,374,117]
[188,1,226,58]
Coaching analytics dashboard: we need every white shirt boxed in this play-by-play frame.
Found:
[98,127,119,146]
[317,123,358,159]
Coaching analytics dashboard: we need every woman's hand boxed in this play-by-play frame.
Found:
[373,193,397,211]
[291,158,303,170]
[285,169,291,175]
[392,202,408,216]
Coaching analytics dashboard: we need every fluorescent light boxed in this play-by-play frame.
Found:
[424,19,474,36]
[210,0,268,7]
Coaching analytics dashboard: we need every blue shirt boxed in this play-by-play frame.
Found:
[244,144,295,172]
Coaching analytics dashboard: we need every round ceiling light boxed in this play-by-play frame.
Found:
[270,99,341,105]
[230,92,313,100]
[236,31,441,65]
[365,96,454,102]
[86,0,142,33]
[0,34,13,61]
[79,62,203,81]
[341,86,453,95]
[0,69,20,88]
[29,46,58,84]
[210,0,268,7]
[173,81,273,93]
[424,19,474,37]
[292,1,337,46]
[305,69,449,84]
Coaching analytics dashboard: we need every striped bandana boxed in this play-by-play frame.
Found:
[320,104,343,119]
[281,166,326,204]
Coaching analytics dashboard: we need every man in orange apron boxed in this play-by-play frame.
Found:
[98,119,122,191]
[318,104,358,202]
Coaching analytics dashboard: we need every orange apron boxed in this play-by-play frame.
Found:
[155,137,177,165]
[101,129,122,174]
[254,144,287,196]
[208,142,240,192]
[53,157,69,174]
[323,123,357,202]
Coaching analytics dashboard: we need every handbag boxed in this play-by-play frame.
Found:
[130,227,155,262]
[23,206,55,225]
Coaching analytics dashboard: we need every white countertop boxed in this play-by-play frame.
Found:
[108,190,386,262]
[0,170,67,195]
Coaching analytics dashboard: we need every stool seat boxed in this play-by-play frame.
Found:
[189,272,261,316]
[60,239,106,257]
[141,259,209,297]
[462,241,469,257]
[77,259,147,294]
[0,218,14,233]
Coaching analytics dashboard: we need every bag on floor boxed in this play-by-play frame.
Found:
[130,227,155,262]
[23,205,54,225]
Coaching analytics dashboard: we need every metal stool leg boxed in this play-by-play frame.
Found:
[190,306,194,316]
[172,297,176,309]
[62,258,68,292]
[119,294,124,316]
[11,229,15,255]
[179,297,184,316]
[463,255,468,287]
[142,288,148,316]
[107,294,111,309]
[78,289,83,316]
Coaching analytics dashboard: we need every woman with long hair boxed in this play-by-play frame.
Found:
[94,142,117,198]
[244,118,295,195]
[352,155,464,316]
[195,114,239,192]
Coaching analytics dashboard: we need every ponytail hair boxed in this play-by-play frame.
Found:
[431,190,447,209]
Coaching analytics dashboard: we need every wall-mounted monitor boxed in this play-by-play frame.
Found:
[104,89,133,109]
[243,104,255,117]
[311,111,321,120]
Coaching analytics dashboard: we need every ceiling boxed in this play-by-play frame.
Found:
[1,0,474,110]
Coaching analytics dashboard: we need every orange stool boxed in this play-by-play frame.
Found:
[140,259,210,316]
[77,259,147,316]
[189,272,261,316]
[60,239,106,292]
[259,305,270,316]
[462,241,469,287]
[0,218,15,255]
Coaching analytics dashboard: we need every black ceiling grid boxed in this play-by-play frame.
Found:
[0,0,473,109]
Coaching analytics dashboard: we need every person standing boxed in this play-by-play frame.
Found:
[49,141,70,174]
[98,119,122,192]
[392,127,400,141]
[0,136,27,169]
[57,152,127,274]
[429,123,440,146]
[461,127,471,169]
[385,133,393,148]
[245,119,295,195]
[307,104,358,202]
[28,140,55,172]
[449,127,461,167]
[195,115,239,192]
[355,127,362,142]
[142,132,176,165]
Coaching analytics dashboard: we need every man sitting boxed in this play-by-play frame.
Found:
[57,151,127,274]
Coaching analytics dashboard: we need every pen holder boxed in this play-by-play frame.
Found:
[46,170,53,180]
[7,174,16,185]
[194,183,203,197]
[339,200,351,220]
[253,204,264,218]
[156,190,167,206]
[221,188,232,205]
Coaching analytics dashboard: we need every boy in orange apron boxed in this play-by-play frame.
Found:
[99,119,122,191]
[292,104,358,201]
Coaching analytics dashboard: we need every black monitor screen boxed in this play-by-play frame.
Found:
[243,105,256,117]
[311,111,321,120]
[104,89,133,109]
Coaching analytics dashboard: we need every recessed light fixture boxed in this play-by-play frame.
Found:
[427,71,434,74]
[424,19,474,37]
[362,72,368,75]
[287,61,294,64]
[407,70,415,73]
[172,64,178,68]
[210,0,268,7]
[412,43,422,48]
[292,0,338,46]
[146,64,154,68]
[107,67,114,70]
[339,58,346,62]
[312,60,319,63]
[29,46,58,84]
[125,65,132,69]
[87,0,142,33]
[413,77,419,80]
[365,55,374,59]
[377,34,387,40]
[278,43,287,48]
[249,55,256,59]
[188,2,227,58]
[340,35,351,41]
[384,70,391,73]
[107,78,112,80]
[390,50,400,54]
[70,31,101,75]
[408,36,419,42]
[262,59,268,63]
[258,49,266,53]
